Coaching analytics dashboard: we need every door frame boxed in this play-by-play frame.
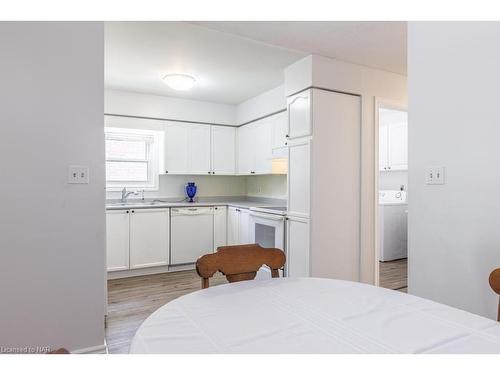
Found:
[373,97,408,286]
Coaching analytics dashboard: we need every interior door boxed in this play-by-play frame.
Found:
[129,208,169,269]
[211,126,236,175]
[164,122,189,174]
[189,124,211,174]
[106,210,130,272]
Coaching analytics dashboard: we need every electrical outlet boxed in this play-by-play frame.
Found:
[68,165,89,184]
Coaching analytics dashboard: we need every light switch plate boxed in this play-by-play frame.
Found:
[426,166,445,185]
[68,165,89,184]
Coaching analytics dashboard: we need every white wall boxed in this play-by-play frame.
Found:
[285,54,407,284]
[105,89,237,125]
[0,22,105,352]
[236,85,286,124]
[107,174,246,200]
[408,22,500,319]
[246,175,287,199]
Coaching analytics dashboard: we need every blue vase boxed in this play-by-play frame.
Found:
[185,182,197,202]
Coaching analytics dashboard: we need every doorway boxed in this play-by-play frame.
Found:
[375,101,408,292]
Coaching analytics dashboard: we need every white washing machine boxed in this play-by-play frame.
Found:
[379,190,408,261]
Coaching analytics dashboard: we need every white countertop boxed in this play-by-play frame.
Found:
[106,198,284,211]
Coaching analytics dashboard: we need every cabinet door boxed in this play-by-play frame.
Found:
[387,122,408,170]
[211,126,236,175]
[129,208,169,269]
[286,216,310,277]
[379,124,389,171]
[227,207,240,245]
[272,111,288,149]
[164,122,189,174]
[287,90,311,139]
[213,206,227,251]
[287,139,310,217]
[254,119,273,174]
[106,210,130,272]
[239,209,251,244]
[189,124,211,174]
[237,124,255,174]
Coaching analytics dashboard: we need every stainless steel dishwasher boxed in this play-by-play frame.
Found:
[170,207,214,265]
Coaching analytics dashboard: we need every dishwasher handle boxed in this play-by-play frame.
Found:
[171,207,213,216]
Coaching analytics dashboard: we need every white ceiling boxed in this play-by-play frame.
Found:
[105,22,305,104]
[192,22,407,76]
[105,21,406,105]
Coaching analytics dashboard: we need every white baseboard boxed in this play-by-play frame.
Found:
[72,343,108,354]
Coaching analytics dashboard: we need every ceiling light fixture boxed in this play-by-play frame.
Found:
[162,74,196,91]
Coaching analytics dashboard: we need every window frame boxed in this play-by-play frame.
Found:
[105,127,160,191]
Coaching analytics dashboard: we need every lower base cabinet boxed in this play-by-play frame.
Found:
[213,206,227,251]
[130,208,170,269]
[106,208,170,272]
[227,207,250,245]
[286,216,310,277]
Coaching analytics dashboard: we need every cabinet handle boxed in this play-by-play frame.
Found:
[165,170,169,174]
[126,210,129,213]
[285,134,289,138]
[131,210,135,213]
[208,171,211,174]
[388,166,391,170]
[212,171,215,174]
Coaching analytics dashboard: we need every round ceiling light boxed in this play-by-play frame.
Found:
[162,74,196,91]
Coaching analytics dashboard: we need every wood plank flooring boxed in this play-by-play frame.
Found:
[106,270,227,354]
[379,258,407,291]
[106,259,408,354]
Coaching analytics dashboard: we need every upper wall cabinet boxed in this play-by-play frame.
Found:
[189,124,211,174]
[379,121,408,171]
[287,89,312,140]
[164,122,189,174]
[164,122,235,175]
[211,126,236,175]
[272,111,288,149]
[237,123,256,175]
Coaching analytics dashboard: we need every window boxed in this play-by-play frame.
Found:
[105,127,160,190]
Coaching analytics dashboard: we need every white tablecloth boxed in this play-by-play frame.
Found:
[130,278,500,353]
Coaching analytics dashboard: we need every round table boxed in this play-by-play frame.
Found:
[130,277,500,354]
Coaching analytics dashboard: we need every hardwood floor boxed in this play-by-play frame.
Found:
[106,270,227,354]
[379,258,407,291]
[106,259,408,354]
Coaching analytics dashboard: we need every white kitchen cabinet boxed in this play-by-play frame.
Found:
[287,90,311,139]
[226,206,251,245]
[237,124,256,175]
[227,206,240,245]
[239,208,251,244]
[106,210,130,272]
[287,138,310,217]
[164,122,189,174]
[254,119,273,174]
[189,124,211,174]
[272,111,288,149]
[129,208,169,269]
[379,112,408,171]
[211,126,236,175]
[213,206,227,251]
[286,216,310,277]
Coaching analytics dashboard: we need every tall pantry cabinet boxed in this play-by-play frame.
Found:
[286,88,361,281]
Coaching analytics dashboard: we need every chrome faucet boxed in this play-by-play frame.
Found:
[121,187,139,203]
